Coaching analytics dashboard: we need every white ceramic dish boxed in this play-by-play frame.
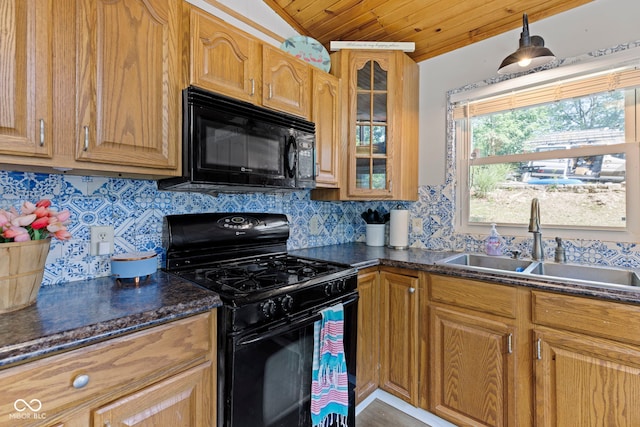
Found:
[280,35,331,72]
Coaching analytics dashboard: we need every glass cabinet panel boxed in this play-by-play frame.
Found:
[354,59,389,192]
[356,125,371,155]
[372,126,386,154]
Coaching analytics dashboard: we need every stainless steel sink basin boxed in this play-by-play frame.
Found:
[437,253,533,273]
[528,262,640,288]
[437,252,640,291]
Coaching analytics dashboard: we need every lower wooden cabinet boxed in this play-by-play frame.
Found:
[93,361,213,427]
[356,269,640,427]
[534,327,640,426]
[379,269,420,405]
[532,290,640,426]
[356,267,420,406]
[356,267,380,403]
[427,274,526,427]
[430,305,515,427]
[0,310,216,427]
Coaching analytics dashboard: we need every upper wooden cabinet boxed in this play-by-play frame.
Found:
[189,7,261,103]
[261,45,311,118]
[75,0,181,170]
[188,6,311,119]
[312,69,341,187]
[312,50,419,201]
[0,0,53,158]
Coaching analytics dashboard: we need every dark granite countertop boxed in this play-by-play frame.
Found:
[6,242,640,371]
[291,242,640,305]
[0,271,221,369]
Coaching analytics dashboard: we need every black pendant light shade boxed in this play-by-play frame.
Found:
[498,13,555,74]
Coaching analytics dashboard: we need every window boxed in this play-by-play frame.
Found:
[452,55,640,241]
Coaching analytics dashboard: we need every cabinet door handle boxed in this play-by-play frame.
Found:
[536,338,542,360]
[72,374,90,389]
[507,333,513,354]
[39,119,45,147]
[408,287,415,294]
[83,126,89,151]
[249,78,255,96]
[267,83,272,100]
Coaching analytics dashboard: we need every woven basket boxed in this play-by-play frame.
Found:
[0,238,50,313]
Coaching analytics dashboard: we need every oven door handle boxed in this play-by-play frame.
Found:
[236,294,358,347]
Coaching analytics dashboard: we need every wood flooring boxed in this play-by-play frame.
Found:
[356,399,431,427]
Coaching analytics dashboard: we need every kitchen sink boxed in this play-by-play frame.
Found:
[437,252,640,291]
[528,262,640,288]
[437,253,534,273]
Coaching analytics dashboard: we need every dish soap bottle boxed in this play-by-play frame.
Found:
[486,224,503,256]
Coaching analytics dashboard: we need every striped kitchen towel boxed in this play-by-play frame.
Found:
[311,303,349,427]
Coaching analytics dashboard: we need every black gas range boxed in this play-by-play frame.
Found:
[163,212,358,427]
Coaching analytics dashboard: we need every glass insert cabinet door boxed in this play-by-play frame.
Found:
[350,55,392,196]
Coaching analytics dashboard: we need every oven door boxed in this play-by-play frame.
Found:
[224,295,357,427]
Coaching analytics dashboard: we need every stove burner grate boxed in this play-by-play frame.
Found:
[191,256,334,294]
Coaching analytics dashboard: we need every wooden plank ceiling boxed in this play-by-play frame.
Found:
[262,0,593,63]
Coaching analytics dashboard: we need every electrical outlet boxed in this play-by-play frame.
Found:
[90,225,114,256]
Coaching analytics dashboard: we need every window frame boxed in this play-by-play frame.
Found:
[451,49,640,242]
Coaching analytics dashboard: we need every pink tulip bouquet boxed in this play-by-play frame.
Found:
[0,199,71,242]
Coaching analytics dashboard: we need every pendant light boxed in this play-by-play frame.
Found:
[498,13,555,74]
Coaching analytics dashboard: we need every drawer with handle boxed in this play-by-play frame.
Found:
[0,312,211,425]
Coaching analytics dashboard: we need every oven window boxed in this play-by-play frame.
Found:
[232,323,314,427]
[197,114,284,175]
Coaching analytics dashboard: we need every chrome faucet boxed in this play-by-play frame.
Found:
[528,198,543,260]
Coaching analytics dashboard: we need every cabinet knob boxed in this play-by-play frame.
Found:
[72,374,90,389]
[408,287,415,294]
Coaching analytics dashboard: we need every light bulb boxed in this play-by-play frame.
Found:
[518,57,532,67]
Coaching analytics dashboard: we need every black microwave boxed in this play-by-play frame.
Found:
[158,87,316,193]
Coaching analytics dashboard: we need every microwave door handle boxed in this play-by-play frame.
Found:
[285,135,297,178]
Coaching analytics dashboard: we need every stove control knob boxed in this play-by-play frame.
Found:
[261,300,277,318]
[324,283,334,296]
[337,279,347,292]
[281,295,294,312]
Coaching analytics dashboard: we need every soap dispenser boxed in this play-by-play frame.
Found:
[554,237,567,263]
[486,224,503,256]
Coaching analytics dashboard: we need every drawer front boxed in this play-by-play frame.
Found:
[429,274,517,318]
[532,291,640,345]
[0,312,211,424]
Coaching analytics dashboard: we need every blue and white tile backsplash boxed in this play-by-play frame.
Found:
[0,171,406,285]
[3,168,638,287]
